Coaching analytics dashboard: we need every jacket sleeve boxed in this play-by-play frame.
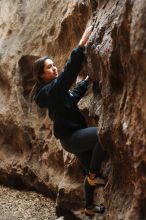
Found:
[70,80,88,103]
[44,45,85,98]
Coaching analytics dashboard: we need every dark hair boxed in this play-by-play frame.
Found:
[29,56,49,103]
[33,56,49,84]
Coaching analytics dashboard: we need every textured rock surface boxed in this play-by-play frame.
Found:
[87,1,146,220]
[0,0,146,220]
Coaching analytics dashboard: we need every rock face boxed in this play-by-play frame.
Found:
[0,0,146,220]
[87,1,146,219]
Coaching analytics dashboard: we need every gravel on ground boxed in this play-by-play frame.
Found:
[0,185,56,220]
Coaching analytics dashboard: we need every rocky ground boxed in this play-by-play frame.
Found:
[0,184,106,220]
[0,185,56,220]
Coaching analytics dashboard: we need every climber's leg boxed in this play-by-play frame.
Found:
[60,127,106,214]
[75,150,96,208]
[87,142,107,186]
[60,127,98,154]
[60,126,106,181]
[76,151,106,216]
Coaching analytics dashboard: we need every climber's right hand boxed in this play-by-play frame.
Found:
[79,26,93,48]
[84,75,92,83]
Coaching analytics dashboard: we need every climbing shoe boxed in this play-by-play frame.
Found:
[84,204,105,217]
[87,175,107,187]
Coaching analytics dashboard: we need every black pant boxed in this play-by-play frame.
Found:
[60,127,105,207]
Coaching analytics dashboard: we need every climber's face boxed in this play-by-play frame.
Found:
[43,59,58,82]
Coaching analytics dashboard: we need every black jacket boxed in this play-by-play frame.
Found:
[33,45,88,138]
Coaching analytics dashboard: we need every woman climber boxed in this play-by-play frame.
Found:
[31,26,107,217]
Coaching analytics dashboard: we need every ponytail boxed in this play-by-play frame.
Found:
[29,56,49,104]
[29,82,38,103]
